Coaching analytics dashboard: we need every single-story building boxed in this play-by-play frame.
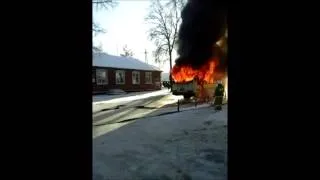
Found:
[93,53,162,93]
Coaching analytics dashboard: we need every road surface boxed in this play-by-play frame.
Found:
[93,93,184,138]
[92,89,219,138]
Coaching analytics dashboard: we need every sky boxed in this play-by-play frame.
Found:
[93,0,177,73]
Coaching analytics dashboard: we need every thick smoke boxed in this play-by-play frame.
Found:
[175,0,227,72]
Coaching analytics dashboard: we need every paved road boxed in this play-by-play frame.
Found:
[93,94,170,123]
[92,90,221,138]
[93,93,184,138]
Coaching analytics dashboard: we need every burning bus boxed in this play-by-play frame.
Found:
[171,58,218,100]
[170,1,227,101]
[171,77,227,100]
[171,34,228,101]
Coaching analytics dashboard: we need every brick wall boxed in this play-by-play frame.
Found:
[93,67,161,93]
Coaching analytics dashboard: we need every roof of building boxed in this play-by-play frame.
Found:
[93,53,162,72]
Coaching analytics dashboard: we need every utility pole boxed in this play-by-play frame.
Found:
[144,49,148,64]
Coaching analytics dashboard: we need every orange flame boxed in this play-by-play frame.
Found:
[171,57,220,102]
[171,57,218,84]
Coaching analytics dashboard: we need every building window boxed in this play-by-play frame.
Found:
[96,69,108,85]
[116,70,125,84]
[132,71,140,84]
[145,72,152,84]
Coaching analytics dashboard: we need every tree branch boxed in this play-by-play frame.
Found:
[170,6,180,51]
[93,22,106,35]
[92,0,112,4]
[155,0,171,42]
[93,0,117,11]
[146,0,186,68]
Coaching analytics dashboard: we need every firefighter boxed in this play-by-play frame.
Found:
[214,80,225,110]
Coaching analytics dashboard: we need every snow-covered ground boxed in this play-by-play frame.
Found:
[93,105,227,180]
[93,89,171,113]
[93,102,212,137]
[93,89,170,104]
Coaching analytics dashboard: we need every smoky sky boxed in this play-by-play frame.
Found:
[175,0,227,71]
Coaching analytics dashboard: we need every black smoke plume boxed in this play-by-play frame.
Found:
[175,0,227,72]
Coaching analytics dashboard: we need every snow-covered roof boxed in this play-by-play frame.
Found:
[93,53,162,72]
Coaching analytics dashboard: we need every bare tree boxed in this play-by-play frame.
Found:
[92,0,118,51]
[93,42,104,53]
[145,0,186,85]
[92,0,117,34]
[120,45,134,57]
[93,23,106,37]
[93,0,117,10]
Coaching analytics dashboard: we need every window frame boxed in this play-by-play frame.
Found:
[132,71,140,85]
[145,72,152,84]
[115,70,126,85]
[96,69,108,85]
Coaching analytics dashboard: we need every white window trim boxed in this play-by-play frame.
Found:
[96,69,108,85]
[116,70,126,85]
[132,71,140,85]
[145,72,152,84]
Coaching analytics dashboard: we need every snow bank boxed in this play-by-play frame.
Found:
[93,89,171,113]
[93,89,170,104]
[93,105,227,180]
[93,92,143,103]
